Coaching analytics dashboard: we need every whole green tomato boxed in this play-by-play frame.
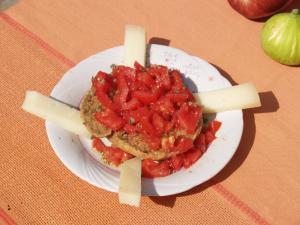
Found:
[261,9,300,66]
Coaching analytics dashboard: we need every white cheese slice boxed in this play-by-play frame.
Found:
[22,91,91,138]
[194,83,261,113]
[118,157,142,207]
[123,25,146,67]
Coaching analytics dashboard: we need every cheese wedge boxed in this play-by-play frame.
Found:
[123,25,146,67]
[22,91,91,138]
[194,83,261,113]
[118,157,142,207]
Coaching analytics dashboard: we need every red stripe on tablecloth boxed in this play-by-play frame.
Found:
[0,11,271,225]
[0,12,75,67]
[0,208,18,225]
[213,184,271,225]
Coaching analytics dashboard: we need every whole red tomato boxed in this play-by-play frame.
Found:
[228,0,293,19]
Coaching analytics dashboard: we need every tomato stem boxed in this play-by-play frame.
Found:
[291,9,299,15]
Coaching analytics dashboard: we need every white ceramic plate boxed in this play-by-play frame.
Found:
[46,45,243,196]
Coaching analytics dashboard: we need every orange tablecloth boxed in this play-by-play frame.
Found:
[1,1,300,224]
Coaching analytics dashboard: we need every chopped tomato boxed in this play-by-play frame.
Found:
[161,73,171,90]
[147,65,163,77]
[182,88,195,101]
[123,124,137,133]
[205,131,216,145]
[194,133,206,149]
[92,71,111,93]
[208,121,222,134]
[134,61,144,72]
[122,97,141,111]
[113,75,129,110]
[161,136,175,150]
[92,137,106,150]
[95,108,124,131]
[168,155,184,172]
[112,65,135,80]
[117,75,129,103]
[143,134,161,150]
[128,108,157,135]
[148,66,171,91]
[105,148,123,166]
[183,148,203,169]
[176,103,202,134]
[92,138,134,166]
[151,97,175,116]
[156,67,171,90]
[165,120,175,133]
[129,107,152,123]
[136,72,155,88]
[127,79,149,92]
[166,92,189,103]
[198,143,207,154]
[153,86,164,97]
[170,70,184,89]
[123,152,134,161]
[132,90,160,105]
[142,159,171,178]
[107,148,133,165]
[95,90,114,110]
[173,136,194,153]
[139,119,156,135]
[152,112,166,134]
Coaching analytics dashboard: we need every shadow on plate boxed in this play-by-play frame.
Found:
[149,64,279,207]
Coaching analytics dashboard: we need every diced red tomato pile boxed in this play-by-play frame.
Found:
[142,120,221,178]
[93,120,222,178]
[93,138,134,166]
[91,62,221,178]
[92,62,201,150]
